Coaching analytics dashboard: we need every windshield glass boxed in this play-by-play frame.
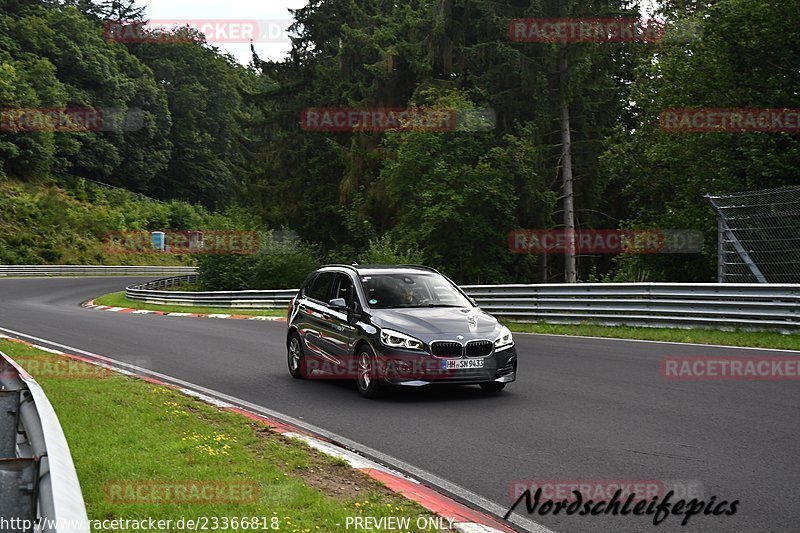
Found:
[359,273,472,309]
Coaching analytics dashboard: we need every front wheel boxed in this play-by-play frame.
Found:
[355,346,382,398]
[287,332,306,379]
[479,382,506,392]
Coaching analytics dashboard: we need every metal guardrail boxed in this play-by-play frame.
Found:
[126,277,800,330]
[0,351,90,532]
[0,265,197,277]
[126,276,296,309]
[462,282,800,329]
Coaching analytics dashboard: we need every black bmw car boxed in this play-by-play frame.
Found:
[286,264,517,398]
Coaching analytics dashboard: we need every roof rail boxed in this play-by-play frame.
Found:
[319,263,441,274]
[318,264,360,273]
[394,264,441,273]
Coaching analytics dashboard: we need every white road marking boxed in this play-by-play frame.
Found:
[454,524,508,533]
[30,345,64,354]
[283,432,399,473]
[180,388,233,408]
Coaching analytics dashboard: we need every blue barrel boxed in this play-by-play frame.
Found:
[151,231,165,252]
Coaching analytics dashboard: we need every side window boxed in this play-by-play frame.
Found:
[307,272,335,303]
[333,274,354,307]
[301,274,317,298]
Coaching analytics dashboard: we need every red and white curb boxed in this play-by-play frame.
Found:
[0,333,518,533]
[82,300,286,322]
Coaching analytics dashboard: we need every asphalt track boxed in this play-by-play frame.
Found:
[0,276,798,532]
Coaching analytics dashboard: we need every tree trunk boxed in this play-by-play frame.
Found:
[559,44,577,283]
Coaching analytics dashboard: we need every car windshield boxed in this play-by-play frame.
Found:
[359,272,472,309]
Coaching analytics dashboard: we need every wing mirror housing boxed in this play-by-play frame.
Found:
[329,298,348,310]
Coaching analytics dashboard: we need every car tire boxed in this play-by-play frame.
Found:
[287,332,306,379]
[355,345,382,398]
[479,382,506,392]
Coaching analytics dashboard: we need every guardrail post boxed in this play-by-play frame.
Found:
[0,350,90,533]
[0,458,38,528]
[717,219,726,283]
[0,390,21,457]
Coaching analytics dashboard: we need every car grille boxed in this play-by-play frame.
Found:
[430,341,463,357]
[465,340,493,357]
[430,340,493,358]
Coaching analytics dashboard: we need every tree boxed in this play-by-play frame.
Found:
[93,0,145,22]
[126,28,255,207]
[602,0,800,281]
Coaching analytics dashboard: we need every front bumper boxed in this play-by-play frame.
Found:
[377,345,517,386]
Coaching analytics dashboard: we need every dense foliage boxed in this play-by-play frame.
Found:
[1,0,797,286]
[0,177,244,264]
[0,0,250,206]
[195,232,321,290]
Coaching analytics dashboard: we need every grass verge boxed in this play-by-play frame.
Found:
[504,321,800,351]
[0,339,440,532]
[92,291,285,317]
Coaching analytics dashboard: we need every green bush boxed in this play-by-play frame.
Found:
[249,234,321,289]
[357,235,424,265]
[195,253,256,291]
[196,231,320,290]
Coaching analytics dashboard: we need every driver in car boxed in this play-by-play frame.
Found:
[400,285,417,305]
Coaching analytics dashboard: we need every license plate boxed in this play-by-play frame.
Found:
[441,358,484,370]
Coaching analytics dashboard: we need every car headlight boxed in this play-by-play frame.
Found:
[380,329,424,351]
[494,325,514,351]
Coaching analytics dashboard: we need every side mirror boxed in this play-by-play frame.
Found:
[329,298,348,310]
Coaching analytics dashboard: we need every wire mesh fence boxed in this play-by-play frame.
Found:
[707,186,800,283]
